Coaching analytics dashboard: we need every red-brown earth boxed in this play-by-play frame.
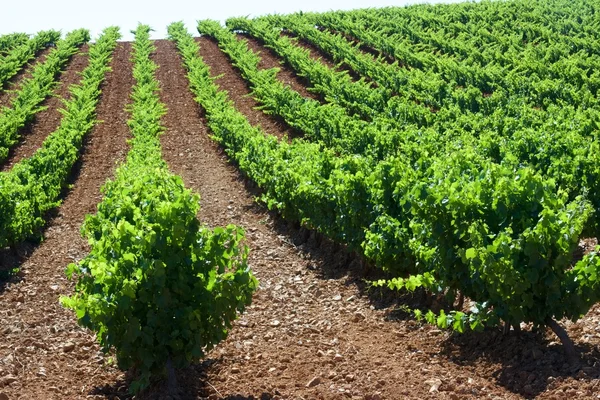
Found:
[0,46,55,108]
[1,45,90,171]
[0,36,598,400]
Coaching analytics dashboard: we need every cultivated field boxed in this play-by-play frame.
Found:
[1,0,600,398]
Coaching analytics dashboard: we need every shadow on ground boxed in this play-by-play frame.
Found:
[225,157,600,399]
[0,130,90,293]
[0,242,36,292]
[92,142,600,400]
[91,358,274,400]
[438,328,600,398]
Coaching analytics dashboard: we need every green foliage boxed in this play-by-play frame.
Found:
[300,0,600,108]
[0,28,89,161]
[62,25,257,393]
[182,17,600,334]
[230,14,600,229]
[0,27,119,248]
[227,17,390,120]
[0,33,30,55]
[0,30,60,89]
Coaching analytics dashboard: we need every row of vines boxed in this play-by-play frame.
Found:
[192,0,600,359]
[1,0,599,393]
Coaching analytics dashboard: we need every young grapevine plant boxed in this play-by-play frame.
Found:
[62,25,257,393]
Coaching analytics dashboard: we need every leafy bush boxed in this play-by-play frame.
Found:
[0,27,119,248]
[0,30,60,87]
[0,28,89,161]
[62,163,256,392]
[172,19,600,357]
[62,25,257,392]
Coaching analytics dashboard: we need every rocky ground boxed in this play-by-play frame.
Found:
[0,36,599,400]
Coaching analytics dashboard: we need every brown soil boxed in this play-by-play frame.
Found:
[1,46,90,171]
[156,40,600,400]
[280,31,339,70]
[0,47,54,108]
[0,42,133,399]
[280,31,369,85]
[240,34,320,101]
[0,39,599,400]
[196,37,296,140]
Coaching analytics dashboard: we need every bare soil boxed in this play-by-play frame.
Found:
[0,38,598,400]
[1,45,90,171]
[0,47,54,107]
[239,34,320,101]
[196,37,296,140]
[0,42,134,399]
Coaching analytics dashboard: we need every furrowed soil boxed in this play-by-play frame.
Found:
[0,46,54,108]
[0,39,599,400]
[195,37,296,140]
[1,45,90,171]
[0,42,134,399]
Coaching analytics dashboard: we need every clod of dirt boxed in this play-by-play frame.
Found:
[306,376,321,387]
[352,312,365,322]
[425,378,442,392]
[0,376,17,387]
[62,342,75,352]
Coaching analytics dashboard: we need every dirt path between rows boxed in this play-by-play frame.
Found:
[280,31,366,84]
[240,34,320,102]
[195,37,295,140]
[0,47,54,107]
[148,38,600,400]
[0,38,599,400]
[0,42,134,400]
[1,46,90,171]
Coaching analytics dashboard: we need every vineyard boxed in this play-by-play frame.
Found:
[1,0,600,398]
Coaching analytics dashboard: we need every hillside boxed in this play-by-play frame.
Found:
[1,0,600,398]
